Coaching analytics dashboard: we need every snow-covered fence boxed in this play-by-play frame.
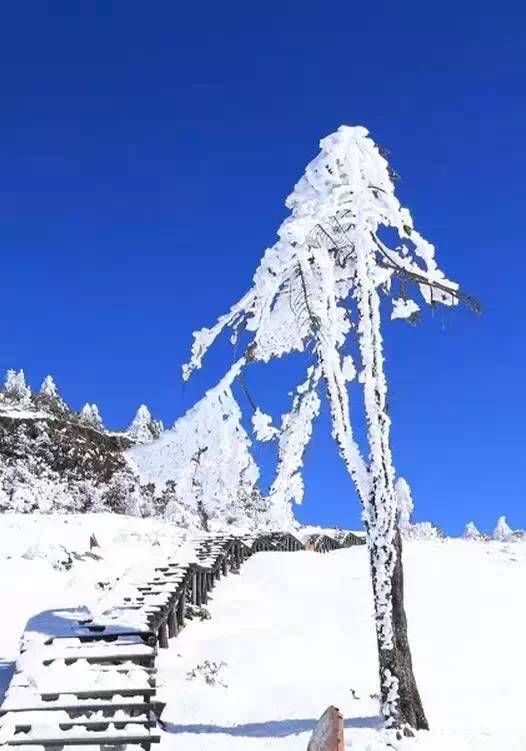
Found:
[305,531,364,553]
[0,529,364,750]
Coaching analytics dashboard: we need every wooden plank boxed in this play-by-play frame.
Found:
[157,623,169,650]
[5,730,161,746]
[1,700,151,715]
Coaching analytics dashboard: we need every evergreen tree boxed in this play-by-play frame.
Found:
[79,403,104,430]
[395,477,414,531]
[493,515,513,541]
[463,521,483,540]
[128,404,163,444]
[2,369,32,407]
[35,375,69,414]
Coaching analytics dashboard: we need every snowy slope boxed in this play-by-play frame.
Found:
[157,540,526,751]
[0,515,524,750]
[0,513,190,704]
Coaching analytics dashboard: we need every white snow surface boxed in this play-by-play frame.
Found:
[0,513,189,677]
[0,514,525,750]
[156,541,526,751]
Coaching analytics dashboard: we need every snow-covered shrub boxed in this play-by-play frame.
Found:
[186,660,227,688]
[103,470,155,517]
[0,461,86,514]
[404,521,445,540]
[22,542,73,570]
[186,605,211,621]
[161,480,203,529]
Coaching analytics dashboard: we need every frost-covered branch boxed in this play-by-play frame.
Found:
[268,365,322,510]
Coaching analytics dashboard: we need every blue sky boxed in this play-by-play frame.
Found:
[1,3,524,533]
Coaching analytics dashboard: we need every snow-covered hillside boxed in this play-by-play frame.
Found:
[0,369,273,530]
[1,514,524,750]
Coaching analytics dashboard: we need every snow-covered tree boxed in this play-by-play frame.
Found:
[2,369,32,407]
[463,521,483,540]
[181,126,477,731]
[103,469,154,517]
[128,404,163,444]
[79,403,103,430]
[395,477,414,531]
[41,375,58,399]
[35,375,69,414]
[493,515,513,541]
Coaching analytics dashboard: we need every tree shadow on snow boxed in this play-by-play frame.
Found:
[163,715,382,737]
[0,659,15,703]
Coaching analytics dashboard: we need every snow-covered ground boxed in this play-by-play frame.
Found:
[157,541,526,750]
[1,514,525,750]
[0,513,189,703]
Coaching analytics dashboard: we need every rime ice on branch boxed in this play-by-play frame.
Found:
[182,126,475,730]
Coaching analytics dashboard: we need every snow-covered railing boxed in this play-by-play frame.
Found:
[0,529,364,750]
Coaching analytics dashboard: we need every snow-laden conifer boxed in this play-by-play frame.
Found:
[395,477,414,531]
[493,515,513,541]
[181,126,477,730]
[79,403,103,430]
[128,404,163,444]
[41,375,58,399]
[2,369,32,407]
[463,521,483,540]
[36,375,69,414]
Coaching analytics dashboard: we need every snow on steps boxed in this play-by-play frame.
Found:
[0,529,364,750]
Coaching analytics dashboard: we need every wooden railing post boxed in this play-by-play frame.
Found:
[192,572,198,605]
[167,607,177,638]
[177,589,186,628]
[158,622,169,649]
